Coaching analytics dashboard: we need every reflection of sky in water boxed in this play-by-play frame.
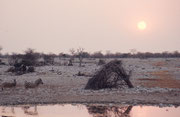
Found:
[0,104,180,117]
[131,106,180,117]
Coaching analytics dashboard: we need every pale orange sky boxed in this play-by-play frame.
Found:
[0,0,180,54]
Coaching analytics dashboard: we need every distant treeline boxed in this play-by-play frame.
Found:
[1,50,180,59]
[78,51,180,58]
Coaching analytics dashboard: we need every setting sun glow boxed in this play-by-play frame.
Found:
[137,21,147,30]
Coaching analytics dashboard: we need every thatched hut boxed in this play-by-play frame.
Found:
[85,60,133,90]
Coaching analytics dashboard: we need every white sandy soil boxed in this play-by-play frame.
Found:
[0,58,180,106]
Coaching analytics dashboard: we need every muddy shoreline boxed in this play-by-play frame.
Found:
[0,88,180,106]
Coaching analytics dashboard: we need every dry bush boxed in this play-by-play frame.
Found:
[98,59,106,65]
[22,48,39,66]
[0,59,6,65]
[68,59,73,66]
[43,54,54,65]
[77,47,84,67]
[27,66,35,72]
[7,66,16,72]
[7,49,38,75]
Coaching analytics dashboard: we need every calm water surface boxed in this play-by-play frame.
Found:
[0,104,179,117]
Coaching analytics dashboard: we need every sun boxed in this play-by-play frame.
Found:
[137,21,147,30]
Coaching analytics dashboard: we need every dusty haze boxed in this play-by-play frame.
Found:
[0,0,180,54]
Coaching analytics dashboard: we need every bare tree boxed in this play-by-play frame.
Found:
[77,47,84,67]
[106,50,111,58]
[0,46,2,60]
[23,48,39,66]
[69,48,75,59]
[68,48,76,66]
[0,46,2,54]
[69,48,75,56]
[130,49,137,55]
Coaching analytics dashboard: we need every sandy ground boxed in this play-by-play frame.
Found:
[0,58,180,106]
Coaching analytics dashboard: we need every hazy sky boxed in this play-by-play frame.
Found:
[0,0,180,54]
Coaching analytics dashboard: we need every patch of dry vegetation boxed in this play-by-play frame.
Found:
[138,71,180,88]
[152,61,166,67]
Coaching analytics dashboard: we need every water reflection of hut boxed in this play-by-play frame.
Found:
[21,106,38,116]
[86,105,133,117]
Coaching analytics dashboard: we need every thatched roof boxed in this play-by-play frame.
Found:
[85,60,134,90]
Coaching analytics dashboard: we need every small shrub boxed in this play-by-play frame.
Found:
[98,59,106,65]
[63,61,68,66]
[6,67,16,72]
[27,66,35,72]
[43,54,54,65]
[21,59,34,66]
[23,49,39,66]
[68,59,73,66]
[0,59,6,65]
[36,61,45,66]
[9,49,39,66]
[77,71,85,76]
